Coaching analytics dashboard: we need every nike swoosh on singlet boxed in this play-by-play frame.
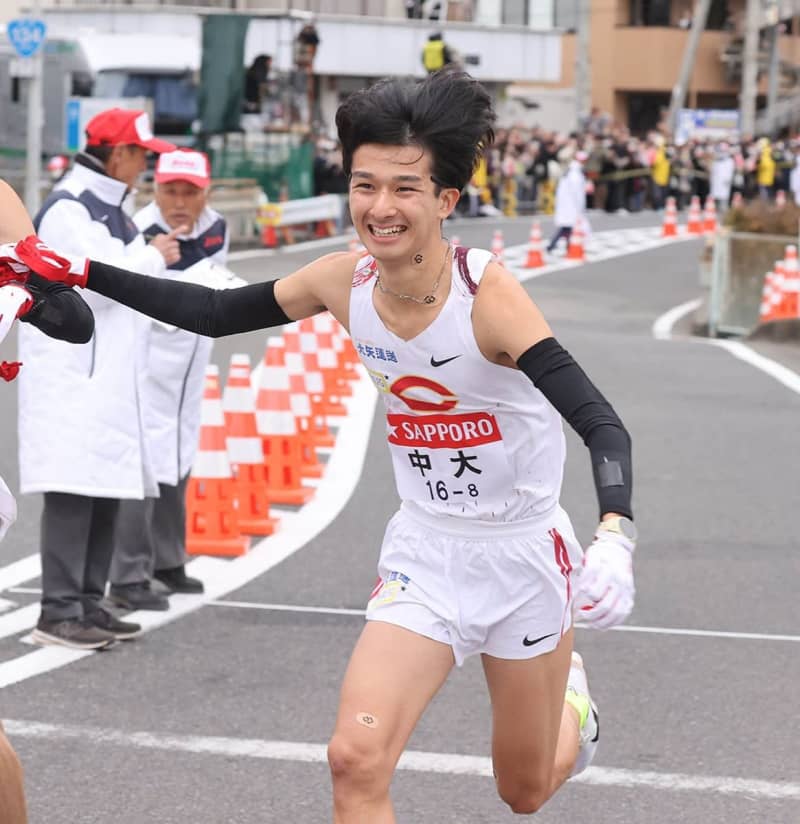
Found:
[430,355,462,367]
[522,631,559,647]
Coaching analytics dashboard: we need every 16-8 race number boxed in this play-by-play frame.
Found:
[424,479,480,501]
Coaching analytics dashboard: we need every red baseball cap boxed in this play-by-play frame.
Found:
[155,149,211,188]
[85,109,176,153]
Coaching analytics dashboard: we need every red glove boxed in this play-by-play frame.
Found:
[0,235,89,288]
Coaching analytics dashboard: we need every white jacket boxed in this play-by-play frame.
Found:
[710,156,735,202]
[133,202,229,485]
[554,162,586,229]
[17,159,166,498]
[790,157,800,206]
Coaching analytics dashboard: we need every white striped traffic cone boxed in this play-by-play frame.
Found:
[222,354,278,536]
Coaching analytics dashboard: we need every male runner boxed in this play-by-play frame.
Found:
[4,70,636,820]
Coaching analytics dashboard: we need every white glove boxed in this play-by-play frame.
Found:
[573,526,635,630]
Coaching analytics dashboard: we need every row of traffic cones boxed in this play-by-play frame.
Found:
[663,195,716,237]
[759,245,800,324]
[490,220,587,269]
[185,313,360,557]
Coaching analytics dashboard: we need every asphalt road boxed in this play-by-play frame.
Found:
[1,213,798,823]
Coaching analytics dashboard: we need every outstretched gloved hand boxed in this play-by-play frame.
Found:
[573,525,635,630]
[0,235,89,288]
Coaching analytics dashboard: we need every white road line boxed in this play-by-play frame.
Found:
[205,601,800,642]
[0,554,41,591]
[0,604,39,641]
[610,624,800,643]
[0,372,378,689]
[651,298,703,340]
[652,299,800,396]
[209,600,365,617]
[5,719,799,801]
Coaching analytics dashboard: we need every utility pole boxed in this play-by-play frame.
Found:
[574,0,591,132]
[765,23,780,136]
[665,0,713,136]
[739,0,761,138]
[23,0,45,215]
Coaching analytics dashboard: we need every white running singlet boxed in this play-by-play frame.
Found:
[349,246,566,523]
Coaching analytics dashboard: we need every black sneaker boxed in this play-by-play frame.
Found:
[154,565,205,594]
[31,617,116,650]
[108,581,170,612]
[87,607,142,640]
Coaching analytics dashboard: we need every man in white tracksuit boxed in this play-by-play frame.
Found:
[109,149,229,609]
[710,142,735,212]
[18,108,181,649]
[547,152,588,253]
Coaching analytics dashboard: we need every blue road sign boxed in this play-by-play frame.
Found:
[7,19,47,59]
[65,99,81,153]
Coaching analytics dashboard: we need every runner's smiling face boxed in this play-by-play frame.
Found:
[349,144,457,261]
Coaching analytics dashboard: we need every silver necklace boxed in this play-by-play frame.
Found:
[375,242,450,306]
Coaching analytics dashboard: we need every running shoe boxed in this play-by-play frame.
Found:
[565,651,599,776]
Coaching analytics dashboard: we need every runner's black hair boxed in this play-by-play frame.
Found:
[335,69,495,192]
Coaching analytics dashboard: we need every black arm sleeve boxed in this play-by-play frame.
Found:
[19,273,95,343]
[517,337,633,520]
[85,260,291,338]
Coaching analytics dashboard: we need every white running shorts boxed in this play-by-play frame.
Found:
[366,502,584,666]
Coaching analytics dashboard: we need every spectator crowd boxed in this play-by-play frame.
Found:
[458,121,800,219]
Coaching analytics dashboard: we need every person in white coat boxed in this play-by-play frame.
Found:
[18,108,182,650]
[790,144,800,206]
[109,150,229,609]
[710,142,735,212]
[547,152,587,253]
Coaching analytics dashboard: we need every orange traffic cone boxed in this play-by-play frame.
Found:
[314,219,335,238]
[261,223,278,249]
[255,344,314,506]
[260,339,326,480]
[490,229,505,265]
[222,354,279,536]
[783,245,799,316]
[703,196,717,234]
[330,315,360,370]
[687,196,703,234]
[661,197,678,237]
[186,365,251,557]
[523,220,545,268]
[759,267,777,323]
[566,218,586,261]
[299,317,352,401]
[776,190,787,208]
[283,344,336,448]
[283,324,348,419]
[312,312,358,382]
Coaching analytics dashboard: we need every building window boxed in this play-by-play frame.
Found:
[629,0,671,26]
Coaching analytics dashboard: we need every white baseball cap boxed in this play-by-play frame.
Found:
[155,149,211,189]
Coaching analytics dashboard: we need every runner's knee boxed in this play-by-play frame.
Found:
[327,732,392,793]
[495,769,553,815]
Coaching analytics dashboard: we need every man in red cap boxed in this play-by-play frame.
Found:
[109,149,231,609]
[18,108,184,649]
